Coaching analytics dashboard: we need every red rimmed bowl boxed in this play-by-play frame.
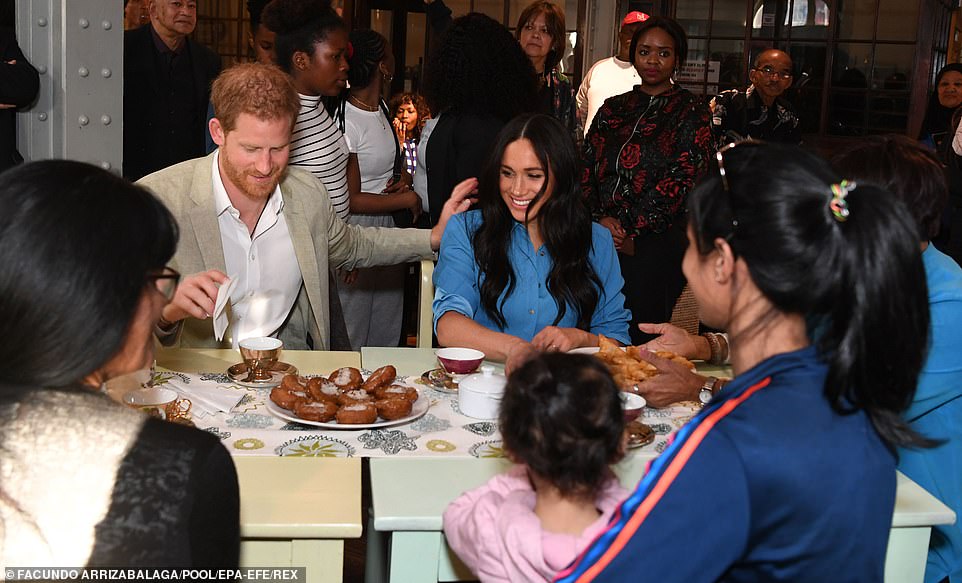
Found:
[436,347,485,375]
[621,392,647,423]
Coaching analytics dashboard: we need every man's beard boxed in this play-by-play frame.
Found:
[220,151,284,201]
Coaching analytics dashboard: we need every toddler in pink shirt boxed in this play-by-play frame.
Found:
[443,353,629,582]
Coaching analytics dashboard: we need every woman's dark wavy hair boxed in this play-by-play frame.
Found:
[629,15,688,69]
[831,134,948,241]
[473,113,601,330]
[689,143,931,451]
[262,0,345,75]
[514,1,566,73]
[424,13,538,122]
[0,160,178,389]
[500,353,624,498]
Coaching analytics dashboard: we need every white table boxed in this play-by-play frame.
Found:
[155,348,365,583]
[360,347,956,583]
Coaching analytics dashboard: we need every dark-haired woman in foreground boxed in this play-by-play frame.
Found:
[558,143,931,581]
[433,114,630,370]
[0,161,239,566]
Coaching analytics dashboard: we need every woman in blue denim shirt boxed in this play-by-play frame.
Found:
[433,114,630,371]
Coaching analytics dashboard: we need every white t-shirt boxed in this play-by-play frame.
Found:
[211,151,302,346]
[289,93,351,220]
[576,56,641,136]
[343,101,397,195]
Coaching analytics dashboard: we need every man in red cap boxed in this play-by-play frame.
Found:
[575,10,648,136]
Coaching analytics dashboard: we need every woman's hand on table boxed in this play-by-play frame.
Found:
[161,269,229,324]
[504,340,538,375]
[629,348,705,407]
[637,322,709,360]
[531,326,591,353]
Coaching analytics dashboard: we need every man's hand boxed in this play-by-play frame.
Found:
[531,326,590,353]
[630,349,705,407]
[430,177,477,250]
[637,322,712,361]
[599,216,627,249]
[161,269,229,324]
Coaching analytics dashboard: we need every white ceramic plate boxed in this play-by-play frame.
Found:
[264,388,429,430]
[567,347,601,355]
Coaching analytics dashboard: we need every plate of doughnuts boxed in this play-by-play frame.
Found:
[264,365,429,429]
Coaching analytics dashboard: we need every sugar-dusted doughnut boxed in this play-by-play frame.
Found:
[329,367,363,390]
[375,383,418,403]
[337,388,373,407]
[307,377,341,403]
[362,365,397,393]
[294,399,338,423]
[375,397,413,420]
[280,374,307,391]
[336,402,378,424]
[270,386,309,410]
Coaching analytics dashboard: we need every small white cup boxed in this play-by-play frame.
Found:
[123,387,191,421]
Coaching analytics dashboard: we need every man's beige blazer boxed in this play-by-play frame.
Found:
[139,152,433,349]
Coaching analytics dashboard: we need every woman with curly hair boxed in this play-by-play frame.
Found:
[390,92,430,179]
[434,114,630,371]
[422,12,538,225]
[515,1,576,137]
[582,16,713,344]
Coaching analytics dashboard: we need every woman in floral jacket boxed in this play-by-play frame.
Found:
[582,16,712,344]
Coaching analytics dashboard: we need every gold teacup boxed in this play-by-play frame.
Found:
[239,336,283,381]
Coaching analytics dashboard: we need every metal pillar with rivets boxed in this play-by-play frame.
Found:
[16,0,123,173]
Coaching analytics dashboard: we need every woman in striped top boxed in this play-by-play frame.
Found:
[262,0,351,219]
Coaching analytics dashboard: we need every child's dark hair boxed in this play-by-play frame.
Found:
[499,353,625,498]
[689,142,932,451]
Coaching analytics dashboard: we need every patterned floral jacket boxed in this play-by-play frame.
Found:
[709,85,801,145]
[542,68,577,140]
[581,85,713,236]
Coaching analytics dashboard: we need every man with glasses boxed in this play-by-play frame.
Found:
[709,49,801,144]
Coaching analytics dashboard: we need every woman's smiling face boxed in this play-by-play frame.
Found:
[499,138,553,226]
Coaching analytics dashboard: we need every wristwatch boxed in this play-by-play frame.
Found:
[698,376,720,404]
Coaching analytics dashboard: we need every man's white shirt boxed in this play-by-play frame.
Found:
[211,151,302,346]
[577,56,642,136]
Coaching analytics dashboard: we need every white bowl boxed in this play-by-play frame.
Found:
[458,365,507,419]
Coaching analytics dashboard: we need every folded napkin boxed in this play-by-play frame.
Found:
[212,276,238,342]
[165,378,245,419]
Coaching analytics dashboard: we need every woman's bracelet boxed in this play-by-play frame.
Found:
[702,332,729,365]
